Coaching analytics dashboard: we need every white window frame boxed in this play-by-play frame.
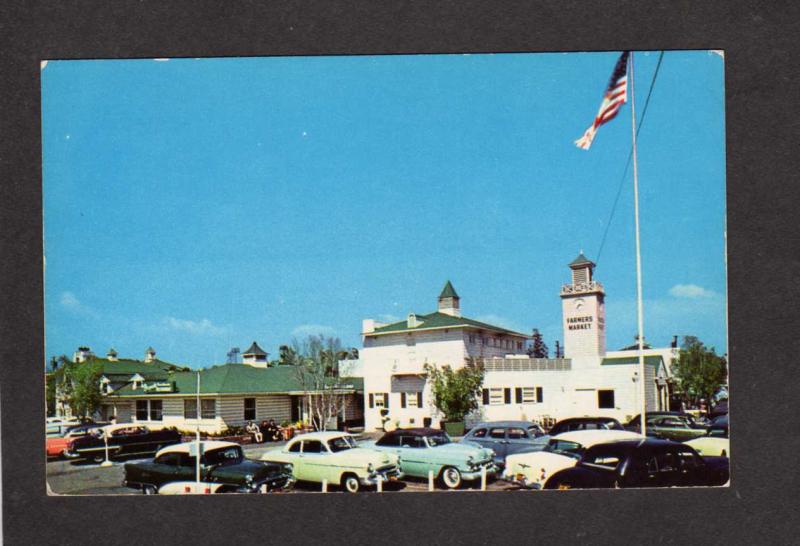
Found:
[521,387,536,404]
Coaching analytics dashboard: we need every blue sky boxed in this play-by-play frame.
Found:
[42,51,727,368]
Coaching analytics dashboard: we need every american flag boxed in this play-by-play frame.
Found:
[575,51,630,150]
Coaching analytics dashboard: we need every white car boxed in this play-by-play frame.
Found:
[261,431,402,493]
[502,429,642,489]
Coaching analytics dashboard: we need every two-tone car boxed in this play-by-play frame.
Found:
[625,412,708,441]
[543,438,729,489]
[65,423,182,463]
[46,424,104,459]
[123,441,294,494]
[462,421,548,467]
[260,431,402,493]
[684,420,729,458]
[502,429,642,489]
[364,428,497,489]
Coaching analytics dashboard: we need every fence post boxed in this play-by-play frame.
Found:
[428,470,434,491]
[376,478,383,493]
[321,479,328,493]
[481,466,487,491]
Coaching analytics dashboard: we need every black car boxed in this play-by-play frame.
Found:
[123,441,294,494]
[625,412,708,432]
[65,424,182,463]
[548,417,624,436]
[544,438,729,489]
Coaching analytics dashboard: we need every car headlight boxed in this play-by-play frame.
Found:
[367,463,374,473]
[245,474,254,484]
[284,463,294,474]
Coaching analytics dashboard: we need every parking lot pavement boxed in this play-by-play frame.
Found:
[47,437,520,495]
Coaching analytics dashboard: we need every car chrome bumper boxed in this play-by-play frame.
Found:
[501,474,542,490]
[462,463,499,481]
[361,468,404,486]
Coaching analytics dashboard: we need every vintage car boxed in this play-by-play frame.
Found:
[502,429,642,489]
[543,438,729,489]
[626,413,708,442]
[65,423,182,463]
[124,441,294,494]
[46,424,104,459]
[684,422,730,458]
[548,416,625,436]
[462,421,547,467]
[260,431,402,493]
[364,427,497,489]
[46,421,84,438]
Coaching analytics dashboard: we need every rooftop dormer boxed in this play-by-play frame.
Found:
[438,280,461,317]
[242,341,269,368]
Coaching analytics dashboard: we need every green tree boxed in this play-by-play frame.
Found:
[60,360,103,419]
[672,336,727,408]
[423,363,484,423]
[527,328,549,358]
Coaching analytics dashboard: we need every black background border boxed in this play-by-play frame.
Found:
[2,1,798,544]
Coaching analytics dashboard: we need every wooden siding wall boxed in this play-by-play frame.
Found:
[343,394,363,420]
[219,395,293,428]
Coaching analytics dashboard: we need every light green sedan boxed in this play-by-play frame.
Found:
[261,431,402,493]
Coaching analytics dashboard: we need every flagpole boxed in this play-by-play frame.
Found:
[196,370,201,489]
[629,52,647,438]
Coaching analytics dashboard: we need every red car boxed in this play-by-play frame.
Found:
[46,424,104,459]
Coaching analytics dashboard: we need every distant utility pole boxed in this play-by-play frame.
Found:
[226,347,241,364]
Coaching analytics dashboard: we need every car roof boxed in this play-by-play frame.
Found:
[100,422,150,434]
[156,441,239,457]
[289,431,354,441]
[584,438,688,455]
[551,429,642,446]
[470,421,539,429]
[555,416,620,424]
[380,427,445,439]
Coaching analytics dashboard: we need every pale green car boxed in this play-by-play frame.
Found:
[260,431,402,493]
[684,424,730,457]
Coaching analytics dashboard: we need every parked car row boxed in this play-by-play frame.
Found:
[50,415,730,494]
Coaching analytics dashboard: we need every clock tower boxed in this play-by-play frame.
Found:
[560,252,606,358]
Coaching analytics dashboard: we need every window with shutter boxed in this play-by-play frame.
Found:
[417,392,423,407]
[504,388,511,404]
[401,393,407,408]
[369,393,375,408]
[536,387,543,403]
[482,389,490,405]
[515,388,523,404]
[384,392,389,408]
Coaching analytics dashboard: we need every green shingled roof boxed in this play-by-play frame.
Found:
[91,358,185,375]
[569,252,594,268]
[371,311,527,337]
[439,280,459,299]
[107,364,363,396]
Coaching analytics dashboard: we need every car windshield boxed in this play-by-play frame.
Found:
[545,439,583,459]
[425,433,451,447]
[328,436,357,452]
[203,446,243,466]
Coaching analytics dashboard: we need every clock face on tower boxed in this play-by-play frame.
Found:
[574,298,585,311]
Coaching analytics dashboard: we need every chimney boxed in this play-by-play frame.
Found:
[407,313,419,328]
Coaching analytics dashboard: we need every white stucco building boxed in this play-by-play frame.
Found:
[360,255,677,431]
